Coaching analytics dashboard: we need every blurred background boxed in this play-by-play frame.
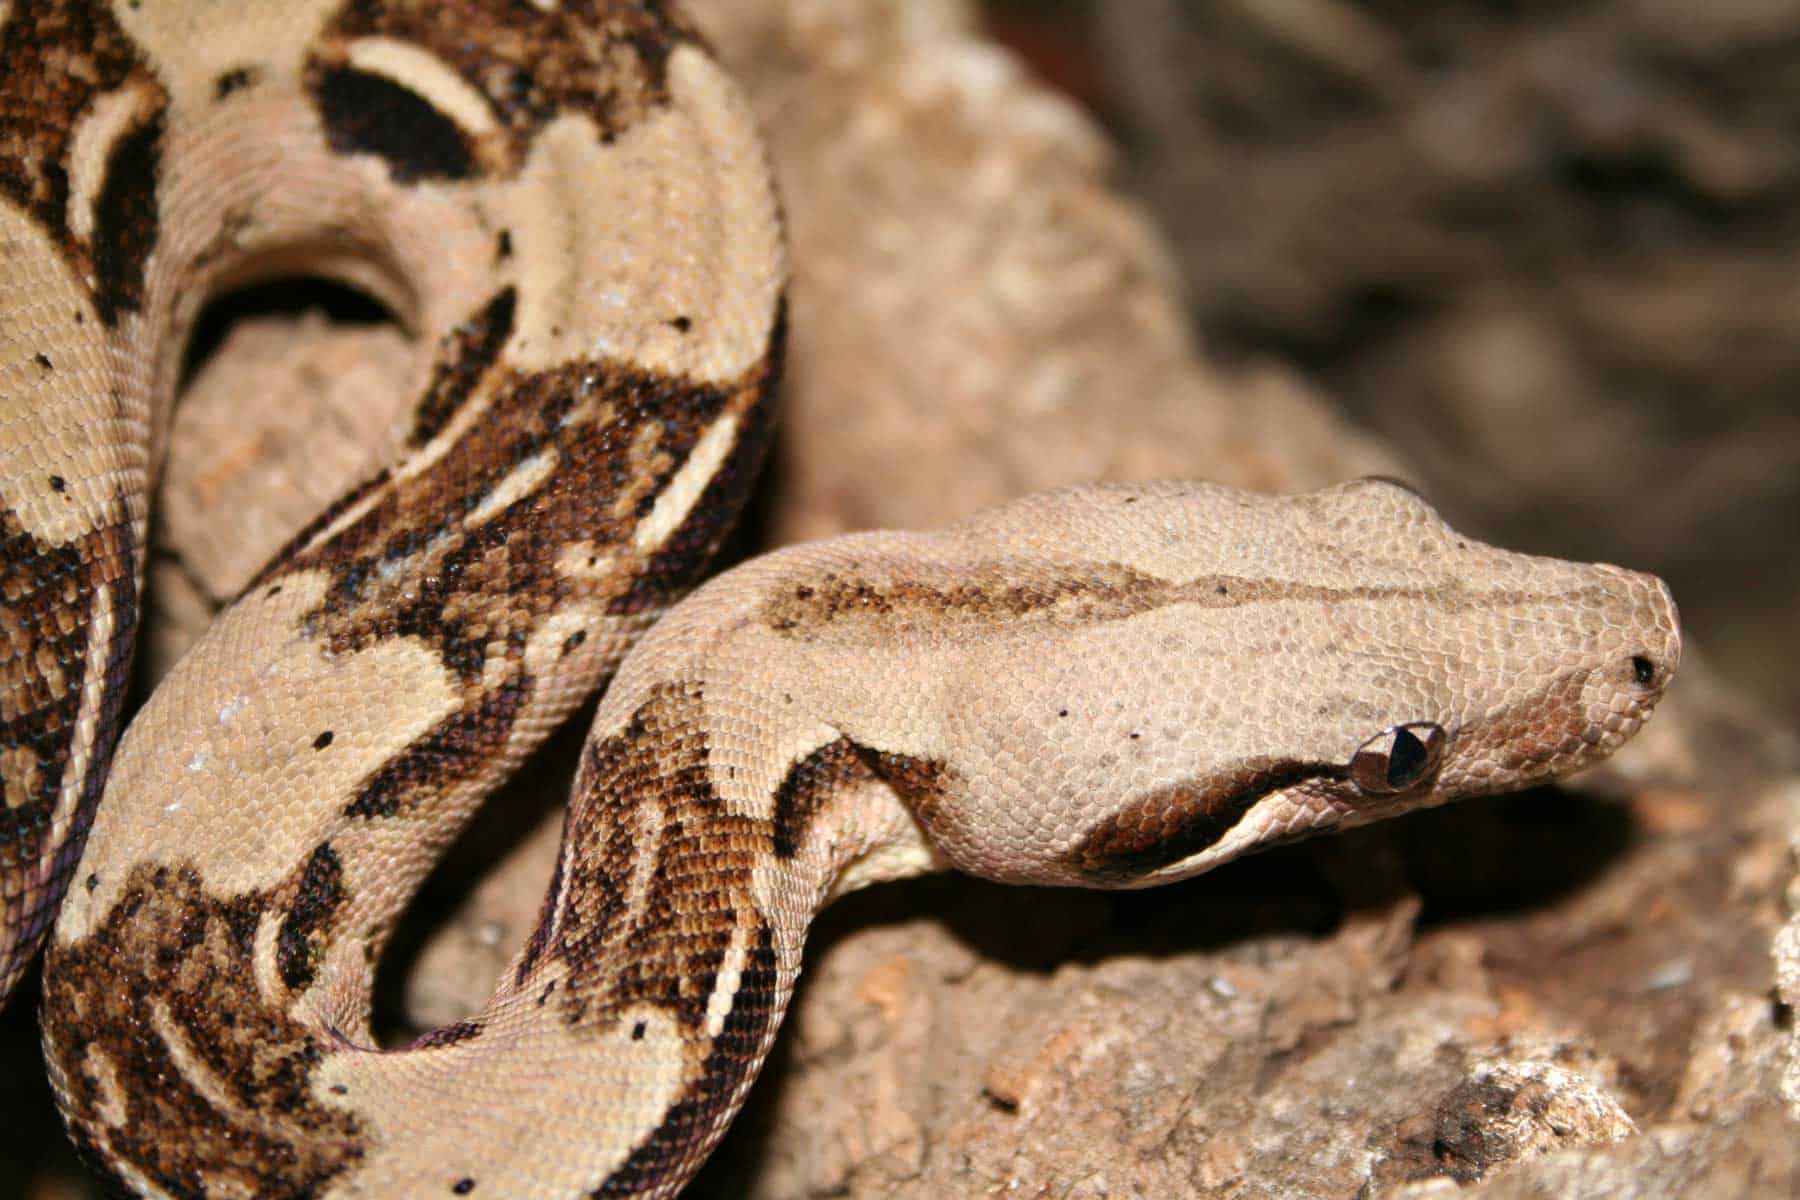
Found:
[7,2,1797,1194]
[987,0,1799,730]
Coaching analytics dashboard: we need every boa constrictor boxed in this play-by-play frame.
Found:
[0,2,1681,1196]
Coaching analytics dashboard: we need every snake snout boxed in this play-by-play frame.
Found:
[1577,566,1681,754]
[1602,564,1681,690]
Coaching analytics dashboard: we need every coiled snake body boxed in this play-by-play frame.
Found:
[0,3,1680,1195]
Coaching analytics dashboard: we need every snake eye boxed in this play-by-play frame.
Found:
[1350,722,1446,794]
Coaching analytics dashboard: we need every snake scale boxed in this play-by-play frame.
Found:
[0,2,1681,1195]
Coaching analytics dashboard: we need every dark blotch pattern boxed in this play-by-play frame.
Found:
[865,752,954,830]
[313,0,701,168]
[344,678,528,819]
[860,752,985,874]
[0,0,155,993]
[404,287,517,449]
[538,685,815,1192]
[315,66,475,183]
[271,286,765,689]
[595,926,778,1196]
[609,302,784,618]
[771,738,871,859]
[0,0,164,321]
[0,1,161,980]
[90,110,162,324]
[0,512,136,997]
[276,842,347,992]
[41,864,365,1196]
[249,281,776,828]
[556,685,767,1031]
[18,7,790,1197]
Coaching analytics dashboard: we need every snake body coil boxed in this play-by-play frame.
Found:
[0,3,1680,1195]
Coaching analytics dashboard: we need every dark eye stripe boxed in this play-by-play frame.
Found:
[1065,760,1339,883]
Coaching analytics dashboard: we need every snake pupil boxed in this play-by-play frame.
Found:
[1386,727,1428,789]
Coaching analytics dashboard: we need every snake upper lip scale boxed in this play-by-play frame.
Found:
[0,2,1681,1196]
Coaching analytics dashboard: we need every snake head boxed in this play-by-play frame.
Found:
[900,478,1681,887]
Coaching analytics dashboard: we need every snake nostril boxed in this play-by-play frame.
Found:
[1630,654,1656,687]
